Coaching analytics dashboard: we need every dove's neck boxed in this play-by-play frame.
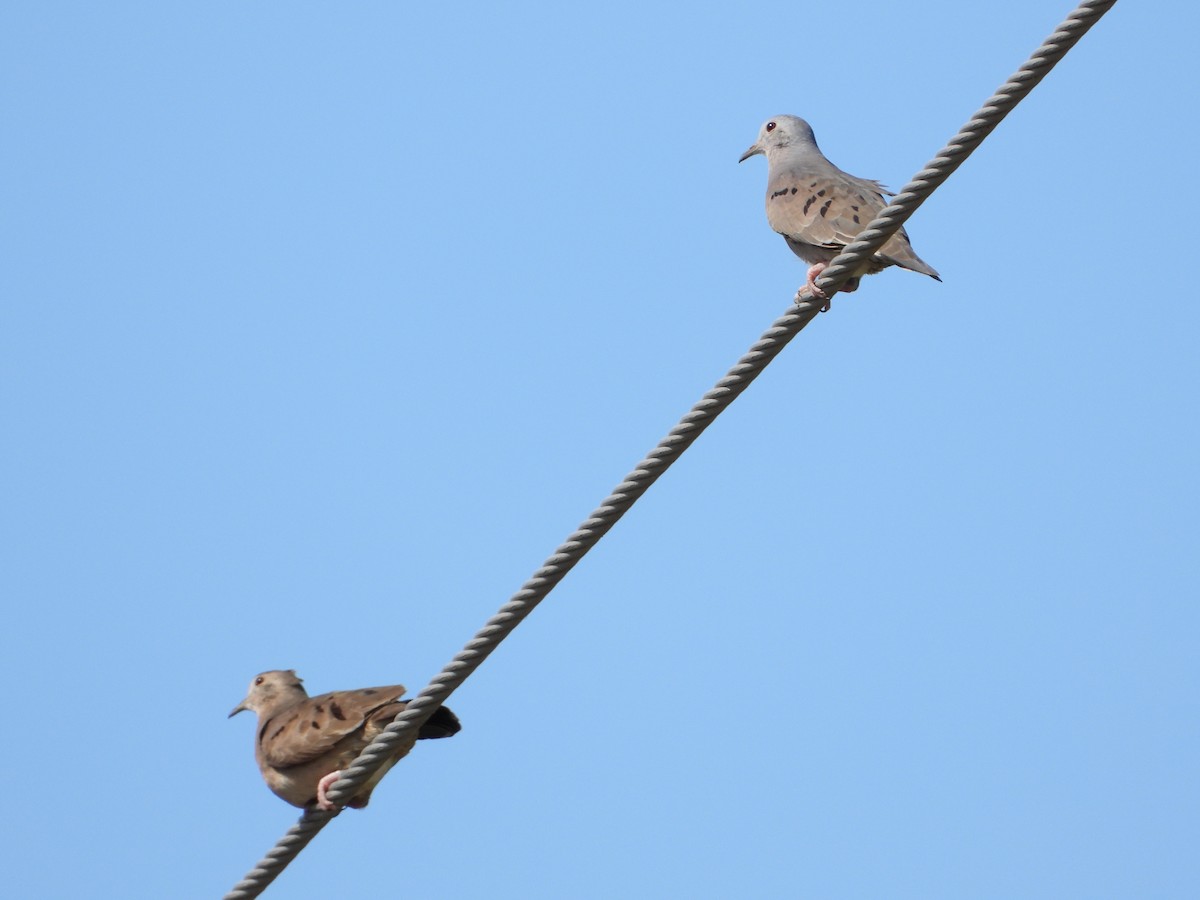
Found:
[769,147,835,176]
[258,686,310,720]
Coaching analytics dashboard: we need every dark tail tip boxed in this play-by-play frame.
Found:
[418,706,462,740]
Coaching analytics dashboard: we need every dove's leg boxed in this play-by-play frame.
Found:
[805,263,829,301]
[315,770,344,810]
[793,263,833,312]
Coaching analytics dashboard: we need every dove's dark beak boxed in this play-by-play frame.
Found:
[228,699,248,718]
[738,143,763,163]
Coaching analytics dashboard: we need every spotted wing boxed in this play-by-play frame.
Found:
[766,173,889,252]
[258,685,407,770]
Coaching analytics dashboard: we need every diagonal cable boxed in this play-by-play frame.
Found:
[813,0,1118,299]
[224,1,1117,895]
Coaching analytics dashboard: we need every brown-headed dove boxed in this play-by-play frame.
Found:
[739,115,940,305]
[230,669,460,810]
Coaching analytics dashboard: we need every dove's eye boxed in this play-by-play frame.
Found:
[766,122,776,132]
[255,676,265,685]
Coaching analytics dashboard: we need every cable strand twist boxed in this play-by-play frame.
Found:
[225,2,1117,895]
[816,0,1116,299]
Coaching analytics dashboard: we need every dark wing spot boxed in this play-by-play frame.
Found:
[362,689,378,695]
[809,181,818,188]
[853,215,860,224]
[803,195,816,214]
[311,720,321,729]
[770,188,789,199]
[790,187,798,195]
[330,701,347,721]
[819,200,833,218]
[850,205,859,212]
[817,189,826,197]
[314,704,324,713]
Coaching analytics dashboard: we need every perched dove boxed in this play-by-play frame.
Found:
[739,115,940,305]
[230,670,461,810]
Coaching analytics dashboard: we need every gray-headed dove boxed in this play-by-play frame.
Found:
[739,115,940,306]
[230,669,460,810]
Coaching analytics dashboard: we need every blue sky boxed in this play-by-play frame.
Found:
[4,1,1197,897]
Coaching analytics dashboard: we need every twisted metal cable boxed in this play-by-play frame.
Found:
[225,2,1117,895]
[223,287,824,900]
[816,0,1118,299]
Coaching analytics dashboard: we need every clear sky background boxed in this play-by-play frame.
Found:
[3,2,1196,898]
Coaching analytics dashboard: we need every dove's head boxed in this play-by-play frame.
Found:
[738,115,819,163]
[229,669,307,718]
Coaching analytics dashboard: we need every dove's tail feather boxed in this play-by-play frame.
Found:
[877,226,941,282]
[882,253,941,282]
[907,258,942,282]
[418,706,462,740]
[888,247,941,282]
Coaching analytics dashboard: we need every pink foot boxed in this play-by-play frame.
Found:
[796,263,831,312]
[805,262,829,300]
[316,770,344,811]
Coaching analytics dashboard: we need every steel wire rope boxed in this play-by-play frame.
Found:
[225,2,1117,895]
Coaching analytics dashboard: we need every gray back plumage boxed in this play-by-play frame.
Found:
[740,115,939,285]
